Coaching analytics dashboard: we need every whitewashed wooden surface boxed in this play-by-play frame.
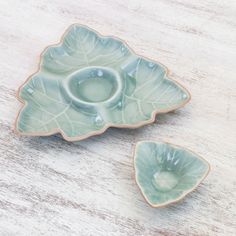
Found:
[0,0,236,235]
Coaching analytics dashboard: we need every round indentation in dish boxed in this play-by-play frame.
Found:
[152,171,178,192]
[63,67,122,105]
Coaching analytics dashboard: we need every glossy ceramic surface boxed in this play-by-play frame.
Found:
[134,141,210,207]
[16,24,190,141]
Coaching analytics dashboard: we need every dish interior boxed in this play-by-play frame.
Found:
[152,171,178,192]
[63,67,122,105]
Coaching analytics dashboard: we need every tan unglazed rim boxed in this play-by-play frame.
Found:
[14,23,191,142]
[133,141,211,208]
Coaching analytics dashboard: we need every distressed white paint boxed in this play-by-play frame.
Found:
[0,0,236,235]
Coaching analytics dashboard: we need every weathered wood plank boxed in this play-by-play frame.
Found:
[0,0,235,235]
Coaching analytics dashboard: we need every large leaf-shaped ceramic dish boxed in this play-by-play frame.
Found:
[134,141,210,207]
[15,24,190,141]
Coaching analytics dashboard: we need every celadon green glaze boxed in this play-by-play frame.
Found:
[134,141,210,207]
[16,24,190,141]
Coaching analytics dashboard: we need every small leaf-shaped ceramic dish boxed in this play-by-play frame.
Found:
[134,141,210,207]
[15,24,190,141]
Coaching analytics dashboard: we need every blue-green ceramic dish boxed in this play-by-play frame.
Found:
[15,24,190,141]
[134,141,210,207]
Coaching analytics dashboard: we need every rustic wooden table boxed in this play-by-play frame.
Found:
[0,0,235,235]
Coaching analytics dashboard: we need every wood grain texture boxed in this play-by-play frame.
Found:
[0,0,235,235]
